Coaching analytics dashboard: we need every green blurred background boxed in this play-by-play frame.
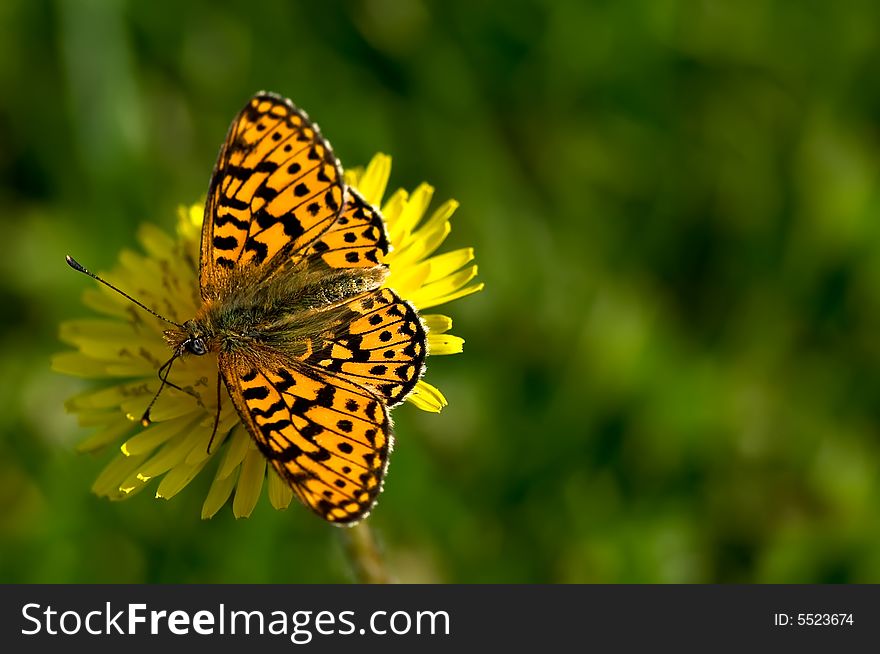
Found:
[3,0,880,583]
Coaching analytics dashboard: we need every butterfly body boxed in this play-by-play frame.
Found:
[162,92,427,524]
[164,262,388,359]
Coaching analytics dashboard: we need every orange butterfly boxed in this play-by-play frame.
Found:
[69,93,426,523]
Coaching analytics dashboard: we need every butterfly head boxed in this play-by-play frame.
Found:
[164,320,212,357]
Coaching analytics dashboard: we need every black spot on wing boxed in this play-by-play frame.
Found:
[217,196,249,211]
[213,235,239,250]
[255,160,278,173]
[281,213,305,238]
[254,207,275,229]
[301,423,324,440]
[242,386,269,400]
[308,448,332,462]
[261,441,302,462]
[251,399,285,418]
[260,419,292,434]
[316,385,335,408]
[244,236,269,263]
[275,368,297,392]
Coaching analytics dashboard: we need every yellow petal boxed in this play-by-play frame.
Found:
[183,203,204,231]
[77,415,136,453]
[184,431,227,466]
[388,183,433,246]
[422,314,453,334]
[413,282,485,311]
[115,472,153,499]
[217,426,251,480]
[75,409,124,428]
[406,379,448,412]
[128,392,201,423]
[92,452,149,497]
[60,319,142,347]
[51,352,112,378]
[233,445,266,518]
[423,248,474,285]
[121,414,197,456]
[268,468,294,510]
[390,220,451,269]
[67,345,157,370]
[407,258,482,308]
[197,404,240,435]
[356,153,392,207]
[68,381,153,411]
[344,166,364,188]
[202,464,239,519]
[380,189,409,231]
[428,334,464,355]
[419,264,478,296]
[418,199,459,236]
[156,458,211,500]
[136,424,209,479]
[81,288,128,319]
[385,260,431,298]
[108,362,161,378]
[138,223,175,259]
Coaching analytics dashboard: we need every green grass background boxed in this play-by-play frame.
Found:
[3,0,880,582]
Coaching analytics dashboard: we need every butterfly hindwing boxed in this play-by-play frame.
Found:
[221,352,391,523]
[201,92,345,299]
[305,288,427,406]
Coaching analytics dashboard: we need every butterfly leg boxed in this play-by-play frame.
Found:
[154,358,186,393]
[140,353,193,426]
[206,370,223,454]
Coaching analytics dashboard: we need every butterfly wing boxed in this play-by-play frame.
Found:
[293,190,425,404]
[218,285,426,523]
[201,92,345,299]
[302,187,391,270]
[205,95,427,522]
[221,352,391,523]
[305,287,427,406]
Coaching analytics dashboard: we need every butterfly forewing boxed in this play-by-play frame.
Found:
[201,93,344,299]
[221,354,391,523]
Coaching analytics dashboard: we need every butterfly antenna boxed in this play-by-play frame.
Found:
[65,255,183,328]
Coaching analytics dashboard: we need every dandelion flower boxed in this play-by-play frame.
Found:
[53,153,483,519]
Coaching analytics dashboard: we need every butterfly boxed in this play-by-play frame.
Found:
[143,93,425,523]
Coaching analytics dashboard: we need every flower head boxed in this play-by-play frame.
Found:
[53,154,482,519]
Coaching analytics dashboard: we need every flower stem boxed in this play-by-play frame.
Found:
[340,521,392,584]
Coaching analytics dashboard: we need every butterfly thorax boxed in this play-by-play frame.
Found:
[163,264,387,360]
